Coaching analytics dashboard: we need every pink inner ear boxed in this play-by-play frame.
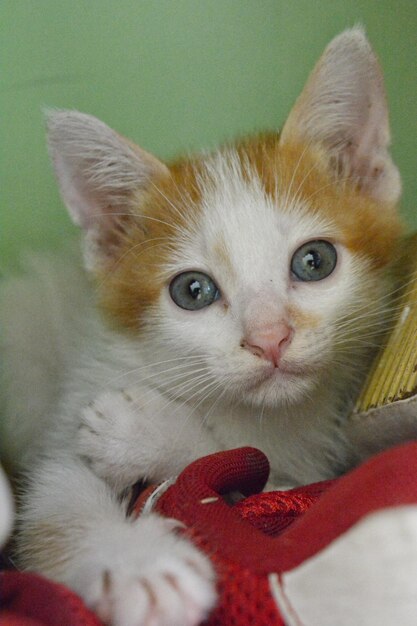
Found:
[54,160,102,229]
[47,109,169,234]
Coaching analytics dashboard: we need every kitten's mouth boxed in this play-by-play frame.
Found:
[249,361,312,389]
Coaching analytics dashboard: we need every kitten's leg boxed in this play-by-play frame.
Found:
[77,386,219,491]
[18,454,216,626]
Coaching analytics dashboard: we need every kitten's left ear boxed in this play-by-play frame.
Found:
[280,27,401,205]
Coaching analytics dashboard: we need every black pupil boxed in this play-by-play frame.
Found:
[189,279,202,300]
[305,250,321,270]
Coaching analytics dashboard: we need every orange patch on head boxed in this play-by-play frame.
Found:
[96,159,204,332]
[96,132,404,333]
[234,134,404,268]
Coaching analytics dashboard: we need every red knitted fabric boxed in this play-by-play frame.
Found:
[3,441,417,625]
[135,447,329,625]
[235,480,332,536]
[0,571,101,626]
[133,442,417,625]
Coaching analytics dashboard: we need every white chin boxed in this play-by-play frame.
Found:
[253,366,319,405]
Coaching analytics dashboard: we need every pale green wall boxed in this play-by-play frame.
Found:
[1,1,416,267]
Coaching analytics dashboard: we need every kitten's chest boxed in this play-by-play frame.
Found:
[200,400,346,486]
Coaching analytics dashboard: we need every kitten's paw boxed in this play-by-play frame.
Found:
[77,390,153,489]
[76,515,217,626]
[77,387,205,490]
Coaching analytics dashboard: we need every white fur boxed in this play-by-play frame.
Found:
[0,151,386,624]
[18,454,215,626]
[0,28,399,626]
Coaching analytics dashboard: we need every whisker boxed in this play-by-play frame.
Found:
[152,365,214,402]
[143,367,212,397]
[150,374,220,435]
[96,237,171,290]
[334,288,417,330]
[288,159,321,209]
[149,181,184,219]
[84,210,184,235]
[333,338,386,350]
[189,379,227,422]
[301,174,356,205]
[258,398,267,433]
[104,354,214,386]
[162,377,227,450]
[281,140,312,213]
[160,369,213,399]
[121,369,214,423]
[203,384,229,422]
[335,298,417,333]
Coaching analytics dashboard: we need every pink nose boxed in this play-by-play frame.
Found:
[241,323,293,367]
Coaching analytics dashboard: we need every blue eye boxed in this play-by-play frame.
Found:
[169,271,220,310]
[291,240,337,281]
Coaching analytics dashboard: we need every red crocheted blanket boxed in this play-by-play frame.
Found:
[2,441,417,625]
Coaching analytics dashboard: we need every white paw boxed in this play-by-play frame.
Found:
[73,514,217,626]
[77,390,157,489]
[77,387,209,489]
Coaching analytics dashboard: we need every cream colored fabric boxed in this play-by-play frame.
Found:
[347,232,417,457]
[270,506,417,626]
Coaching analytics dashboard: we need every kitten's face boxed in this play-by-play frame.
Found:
[47,29,404,409]
[100,139,399,408]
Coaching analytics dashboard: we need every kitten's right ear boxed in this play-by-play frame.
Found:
[46,110,169,269]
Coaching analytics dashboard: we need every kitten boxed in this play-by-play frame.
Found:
[0,28,403,626]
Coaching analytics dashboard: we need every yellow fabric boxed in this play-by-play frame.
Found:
[355,233,417,413]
